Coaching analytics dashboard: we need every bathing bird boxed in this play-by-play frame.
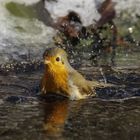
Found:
[40,47,107,100]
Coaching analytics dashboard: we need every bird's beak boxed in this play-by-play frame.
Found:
[44,58,51,65]
[44,60,50,64]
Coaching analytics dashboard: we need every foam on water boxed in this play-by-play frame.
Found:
[45,0,101,26]
[45,0,140,26]
[114,0,140,16]
[0,0,55,43]
[0,0,56,64]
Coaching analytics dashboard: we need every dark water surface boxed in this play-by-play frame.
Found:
[0,65,140,140]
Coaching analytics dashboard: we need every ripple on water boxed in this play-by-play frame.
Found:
[0,65,140,140]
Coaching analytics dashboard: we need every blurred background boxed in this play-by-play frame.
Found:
[0,0,140,68]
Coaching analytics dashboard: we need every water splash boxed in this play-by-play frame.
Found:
[99,67,107,84]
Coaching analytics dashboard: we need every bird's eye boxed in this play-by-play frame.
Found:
[56,57,60,62]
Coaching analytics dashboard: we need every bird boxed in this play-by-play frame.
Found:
[40,47,108,100]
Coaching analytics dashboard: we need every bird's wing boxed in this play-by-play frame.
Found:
[69,70,95,95]
[69,70,115,91]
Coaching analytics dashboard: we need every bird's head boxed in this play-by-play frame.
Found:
[43,47,70,72]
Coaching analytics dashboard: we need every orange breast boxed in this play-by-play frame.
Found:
[42,67,69,96]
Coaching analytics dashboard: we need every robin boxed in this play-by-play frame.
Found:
[40,47,108,100]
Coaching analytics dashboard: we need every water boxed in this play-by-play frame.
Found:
[0,64,140,140]
[1,98,140,140]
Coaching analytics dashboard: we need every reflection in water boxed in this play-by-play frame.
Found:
[41,97,85,139]
[42,98,69,138]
